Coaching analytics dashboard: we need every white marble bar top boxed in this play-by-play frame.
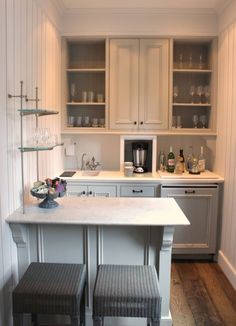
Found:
[63,170,224,184]
[7,197,189,226]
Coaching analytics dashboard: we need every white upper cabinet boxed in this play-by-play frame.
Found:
[109,39,169,130]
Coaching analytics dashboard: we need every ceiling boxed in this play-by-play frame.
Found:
[59,0,231,12]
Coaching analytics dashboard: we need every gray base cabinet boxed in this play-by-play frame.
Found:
[160,185,219,254]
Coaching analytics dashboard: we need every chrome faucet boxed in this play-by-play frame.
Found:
[86,156,100,170]
[81,153,86,170]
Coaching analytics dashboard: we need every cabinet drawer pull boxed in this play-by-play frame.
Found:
[88,191,93,195]
[185,190,196,194]
[134,121,137,125]
[140,121,143,125]
[132,189,143,193]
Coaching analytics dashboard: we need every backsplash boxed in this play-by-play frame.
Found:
[62,134,216,171]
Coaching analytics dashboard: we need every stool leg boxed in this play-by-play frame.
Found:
[93,317,103,326]
[80,290,86,326]
[13,313,23,326]
[71,316,79,326]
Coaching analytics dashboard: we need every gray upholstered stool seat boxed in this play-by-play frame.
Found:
[93,265,161,326]
[12,262,86,326]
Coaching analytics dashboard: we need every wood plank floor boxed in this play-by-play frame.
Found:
[171,261,236,326]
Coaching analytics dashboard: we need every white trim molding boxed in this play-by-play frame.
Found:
[218,250,236,290]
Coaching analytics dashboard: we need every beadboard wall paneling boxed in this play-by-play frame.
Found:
[0,0,62,325]
[216,20,236,289]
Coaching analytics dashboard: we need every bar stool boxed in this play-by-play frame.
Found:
[93,264,161,326]
[12,262,86,326]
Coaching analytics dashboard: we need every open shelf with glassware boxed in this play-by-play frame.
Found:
[171,39,217,132]
[62,38,107,130]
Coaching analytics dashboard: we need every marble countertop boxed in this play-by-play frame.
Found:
[7,197,190,226]
[63,170,224,183]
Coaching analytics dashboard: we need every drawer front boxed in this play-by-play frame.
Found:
[120,185,156,197]
[67,185,87,197]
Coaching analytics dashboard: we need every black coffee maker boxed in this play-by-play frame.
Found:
[132,142,148,173]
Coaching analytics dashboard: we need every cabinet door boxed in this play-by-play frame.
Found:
[109,39,139,130]
[88,185,117,197]
[161,186,219,254]
[139,39,169,130]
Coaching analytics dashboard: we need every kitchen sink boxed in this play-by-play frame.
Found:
[81,170,100,176]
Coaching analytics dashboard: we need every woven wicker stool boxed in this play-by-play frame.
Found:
[12,262,86,326]
[93,265,161,326]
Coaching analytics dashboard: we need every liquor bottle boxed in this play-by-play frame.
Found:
[186,146,194,172]
[179,149,185,173]
[198,146,206,172]
[167,146,175,173]
[159,151,166,172]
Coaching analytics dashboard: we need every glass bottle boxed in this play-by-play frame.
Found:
[198,146,206,172]
[159,151,166,172]
[186,146,194,172]
[167,146,175,173]
[179,149,185,173]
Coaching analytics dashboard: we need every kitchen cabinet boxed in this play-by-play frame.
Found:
[109,38,169,130]
[62,38,107,130]
[160,184,219,255]
[67,183,117,197]
[171,39,217,132]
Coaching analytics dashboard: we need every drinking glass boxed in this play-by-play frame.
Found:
[200,115,207,128]
[192,114,199,128]
[177,115,182,128]
[204,86,210,103]
[173,85,179,103]
[199,54,204,69]
[197,85,203,103]
[189,85,195,103]
[70,83,76,102]
[188,53,193,69]
[172,115,177,128]
[179,53,184,69]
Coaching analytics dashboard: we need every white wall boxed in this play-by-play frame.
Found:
[0,0,62,324]
[215,12,236,289]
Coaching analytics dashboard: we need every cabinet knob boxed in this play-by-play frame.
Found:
[185,190,196,194]
[134,121,137,125]
[140,121,143,125]
[132,189,143,193]
[88,191,93,196]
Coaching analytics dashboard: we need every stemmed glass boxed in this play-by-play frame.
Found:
[192,115,199,128]
[179,53,184,69]
[197,85,203,104]
[200,115,207,128]
[173,85,179,103]
[204,86,210,104]
[189,85,195,103]
[70,83,76,102]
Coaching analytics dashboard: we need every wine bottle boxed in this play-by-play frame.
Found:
[198,146,206,172]
[179,149,185,173]
[167,146,175,173]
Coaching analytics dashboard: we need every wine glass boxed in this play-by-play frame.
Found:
[197,85,203,103]
[179,53,184,69]
[189,85,195,103]
[192,114,199,128]
[200,115,207,128]
[70,83,76,102]
[188,53,193,69]
[173,85,179,103]
[204,86,210,104]
[199,54,204,69]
